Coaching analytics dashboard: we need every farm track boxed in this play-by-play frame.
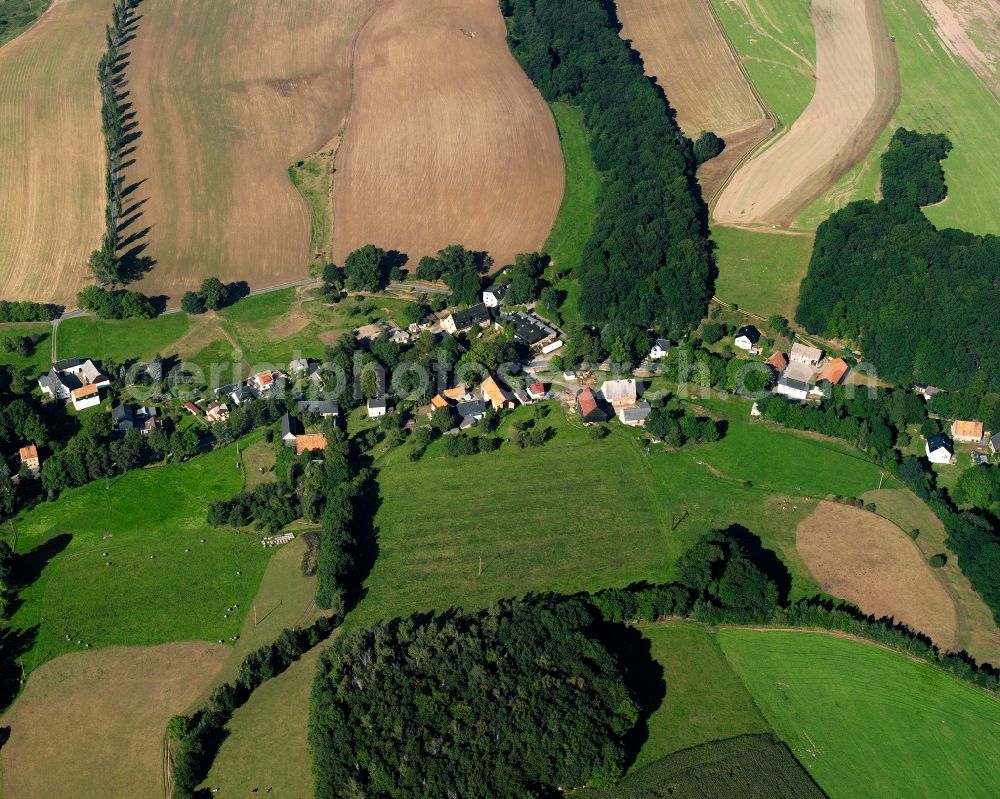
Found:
[713,0,900,227]
[330,0,564,270]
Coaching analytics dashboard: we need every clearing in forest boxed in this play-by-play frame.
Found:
[0,0,106,305]
[330,0,564,270]
[122,0,377,303]
[0,642,227,799]
[714,0,900,227]
[796,501,958,650]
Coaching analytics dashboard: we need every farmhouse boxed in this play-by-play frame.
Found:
[480,376,515,410]
[441,304,491,335]
[368,397,389,418]
[183,402,201,416]
[734,325,761,354]
[790,342,824,367]
[816,357,849,385]
[647,338,670,360]
[950,420,984,443]
[38,358,110,402]
[926,433,956,465]
[295,433,328,456]
[71,384,101,411]
[482,283,508,308]
[619,401,651,427]
[601,379,638,409]
[527,381,546,401]
[774,375,810,402]
[18,444,40,476]
[295,400,339,420]
[765,351,788,375]
[576,388,608,424]
[456,399,487,429]
[497,311,558,348]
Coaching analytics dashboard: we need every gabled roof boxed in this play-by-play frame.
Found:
[280,413,302,438]
[484,283,508,300]
[254,371,275,386]
[52,358,85,371]
[620,402,652,423]
[72,384,99,399]
[927,433,954,454]
[19,444,38,461]
[448,304,491,329]
[431,394,450,409]
[368,397,387,410]
[456,399,486,417]
[952,420,984,440]
[443,384,469,400]
[111,403,132,422]
[816,357,849,385]
[601,379,637,403]
[295,434,328,455]
[991,432,1000,449]
[576,388,607,421]
[791,342,824,362]
[499,311,556,345]
[296,400,339,416]
[214,383,239,398]
[653,338,670,350]
[735,325,760,343]
[777,376,810,393]
[765,352,788,372]
[528,381,546,397]
[481,376,513,407]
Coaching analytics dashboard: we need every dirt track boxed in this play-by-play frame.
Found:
[797,501,958,650]
[713,0,900,227]
[0,0,105,305]
[330,0,564,269]
[122,0,378,302]
[1,642,227,799]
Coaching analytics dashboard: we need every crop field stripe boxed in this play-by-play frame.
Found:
[718,629,1000,798]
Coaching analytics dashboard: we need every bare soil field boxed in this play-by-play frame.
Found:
[123,0,378,303]
[919,0,1000,100]
[616,0,770,137]
[0,0,105,305]
[797,500,958,650]
[863,488,1000,665]
[330,0,564,270]
[1,642,227,799]
[713,0,900,227]
[697,119,775,202]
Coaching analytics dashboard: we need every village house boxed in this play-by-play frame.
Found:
[619,401,652,427]
[456,398,487,429]
[647,338,671,361]
[183,401,201,416]
[601,379,638,410]
[111,403,160,436]
[295,433,327,456]
[368,397,389,419]
[389,328,411,345]
[480,376,515,410]
[205,401,230,423]
[527,381,546,401]
[790,342,824,367]
[249,370,278,395]
[990,432,1000,456]
[482,283,508,308]
[71,384,102,411]
[816,357,849,386]
[765,351,787,375]
[733,325,761,354]
[289,358,312,376]
[774,375,810,402]
[295,400,339,420]
[441,304,491,335]
[576,387,608,424]
[229,385,254,405]
[431,383,471,409]
[280,413,303,446]
[926,432,956,464]
[19,444,40,476]
[38,358,111,403]
[950,420,984,444]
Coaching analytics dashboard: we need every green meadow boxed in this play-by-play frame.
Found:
[719,629,1000,798]
[0,322,53,376]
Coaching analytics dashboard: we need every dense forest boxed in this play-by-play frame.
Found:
[310,597,639,798]
[502,0,713,334]
[796,129,998,391]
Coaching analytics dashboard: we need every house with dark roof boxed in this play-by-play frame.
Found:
[295,400,339,420]
[734,325,761,353]
[230,385,254,405]
[497,311,557,347]
[926,433,955,465]
[456,399,487,429]
[367,397,389,418]
[111,403,160,435]
[441,304,492,335]
[774,375,810,402]
[576,388,608,424]
[990,432,1000,456]
[38,359,110,402]
[619,401,651,427]
[280,413,303,446]
[647,339,670,360]
[482,283,508,308]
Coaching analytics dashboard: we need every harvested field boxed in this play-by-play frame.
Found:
[0,0,105,305]
[1,642,227,799]
[123,0,378,303]
[616,0,769,137]
[697,119,775,203]
[797,500,958,649]
[919,0,1000,101]
[713,0,900,227]
[330,0,564,270]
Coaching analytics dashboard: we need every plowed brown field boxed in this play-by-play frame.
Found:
[330,0,564,269]
[0,0,106,305]
[123,0,378,302]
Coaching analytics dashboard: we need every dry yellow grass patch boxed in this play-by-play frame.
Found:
[797,500,958,650]
[0,0,105,305]
[331,0,564,269]
[1,642,227,799]
[919,0,1000,101]
[714,0,900,227]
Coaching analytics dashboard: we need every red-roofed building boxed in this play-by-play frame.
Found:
[527,381,546,401]
[576,388,608,424]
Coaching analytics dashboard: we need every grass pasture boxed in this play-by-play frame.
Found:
[719,629,1000,798]
[0,0,51,47]
[0,642,228,799]
[7,437,271,680]
[56,313,191,363]
[122,0,378,303]
[330,0,563,269]
[0,0,105,306]
[710,226,813,319]
[587,734,826,799]
[0,322,53,376]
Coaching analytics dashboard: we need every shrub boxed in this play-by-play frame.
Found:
[930,553,947,568]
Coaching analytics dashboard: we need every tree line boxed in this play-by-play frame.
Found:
[796,128,998,391]
[0,300,59,323]
[503,0,714,336]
